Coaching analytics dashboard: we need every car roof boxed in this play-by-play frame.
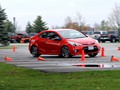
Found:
[47,29,76,32]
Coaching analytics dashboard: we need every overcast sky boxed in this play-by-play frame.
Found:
[0,0,120,30]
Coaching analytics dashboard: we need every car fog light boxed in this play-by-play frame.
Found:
[74,50,78,53]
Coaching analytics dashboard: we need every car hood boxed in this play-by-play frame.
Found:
[67,37,96,45]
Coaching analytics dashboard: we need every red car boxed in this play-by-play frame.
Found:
[29,29,101,58]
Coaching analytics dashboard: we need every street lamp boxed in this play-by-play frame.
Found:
[13,17,16,33]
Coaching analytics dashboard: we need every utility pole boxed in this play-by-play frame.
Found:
[118,28,120,42]
[13,17,16,33]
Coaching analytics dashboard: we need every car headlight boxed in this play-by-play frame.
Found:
[68,42,82,46]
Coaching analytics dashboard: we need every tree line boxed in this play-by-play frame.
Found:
[0,4,120,33]
[0,5,48,46]
[1,3,120,45]
[25,16,48,33]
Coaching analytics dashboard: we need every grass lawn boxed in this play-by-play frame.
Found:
[0,43,28,49]
[0,45,13,49]
[0,62,120,90]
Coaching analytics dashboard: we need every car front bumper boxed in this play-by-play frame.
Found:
[69,44,101,56]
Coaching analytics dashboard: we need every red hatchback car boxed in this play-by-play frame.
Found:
[29,29,101,58]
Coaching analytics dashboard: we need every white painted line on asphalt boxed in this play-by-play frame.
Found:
[17,64,59,67]
[100,64,113,68]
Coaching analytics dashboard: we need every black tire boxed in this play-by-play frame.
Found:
[60,46,72,58]
[102,41,105,43]
[88,53,98,57]
[31,46,40,57]
[110,38,116,43]
[10,39,15,43]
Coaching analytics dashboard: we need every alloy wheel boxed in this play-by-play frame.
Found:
[31,46,40,57]
[61,46,71,58]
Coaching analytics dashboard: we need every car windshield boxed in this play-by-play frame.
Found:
[58,29,86,39]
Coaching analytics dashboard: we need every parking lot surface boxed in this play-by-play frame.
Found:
[0,43,120,73]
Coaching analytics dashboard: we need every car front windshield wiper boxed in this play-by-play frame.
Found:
[65,37,71,39]
[65,36,85,39]
[73,36,85,38]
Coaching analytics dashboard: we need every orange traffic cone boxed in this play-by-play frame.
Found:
[38,56,45,61]
[5,56,12,61]
[118,47,120,50]
[111,56,119,62]
[81,50,86,61]
[12,46,16,52]
[80,64,85,67]
[101,47,106,57]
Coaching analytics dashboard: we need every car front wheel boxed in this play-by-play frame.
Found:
[31,46,40,57]
[88,53,98,57]
[60,46,72,58]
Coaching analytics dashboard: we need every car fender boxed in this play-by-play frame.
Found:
[29,41,39,52]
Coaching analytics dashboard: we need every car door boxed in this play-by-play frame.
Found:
[36,32,49,54]
[37,31,62,54]
[44,32,62,54]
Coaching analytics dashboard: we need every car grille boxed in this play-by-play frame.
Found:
[82,43,95,45]
[83,46,98,53]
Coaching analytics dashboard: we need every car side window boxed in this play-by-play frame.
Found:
[48,32,60,40]
[39,32,61,40]
[39,32,48,38]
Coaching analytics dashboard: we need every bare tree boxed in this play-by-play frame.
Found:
[63,16,78,29]
[63,13,86,31]
[108,4,120,41]
[74,12,86,31]
[93,20,112,30]
[108,4,120,29]
[93,23,101,30]
[64,16,72,25]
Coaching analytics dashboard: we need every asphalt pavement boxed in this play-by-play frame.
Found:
[0,43,120,73]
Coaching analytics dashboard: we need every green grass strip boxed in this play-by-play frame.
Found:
[0,62,120,90]
[0,46,13,49]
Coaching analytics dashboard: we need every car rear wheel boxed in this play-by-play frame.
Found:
[31,46,40,57]
[110,38,116,43]
[60,46,71,58]
[102,41,105,43]
[88,53,98,57]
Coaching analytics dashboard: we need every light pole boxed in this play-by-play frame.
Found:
[13,17,16,33]
[118,28,120,42]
